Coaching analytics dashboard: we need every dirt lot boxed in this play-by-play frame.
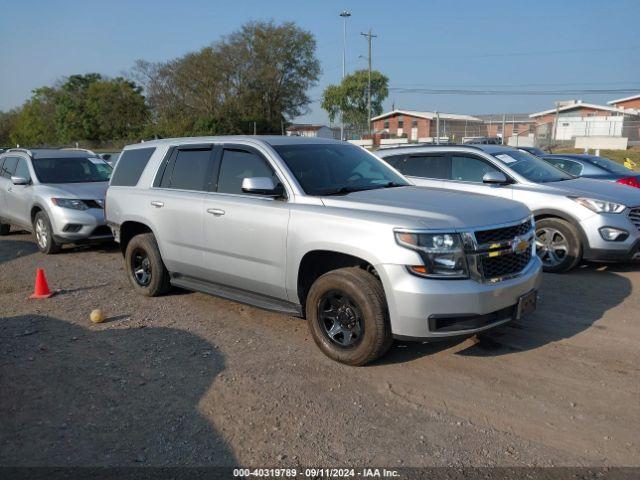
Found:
[1,231,639,468]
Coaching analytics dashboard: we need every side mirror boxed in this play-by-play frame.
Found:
[482,171,509,185]
[11,176,29,186]
[241,177,283,197]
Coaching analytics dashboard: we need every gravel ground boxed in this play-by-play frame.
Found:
[1,231,639,468]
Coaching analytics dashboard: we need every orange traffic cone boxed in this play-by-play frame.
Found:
[29,268,54,299]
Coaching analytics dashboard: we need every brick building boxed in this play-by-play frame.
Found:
[608,94,640,113]
[476,114,536,139]
[371,110,483,142]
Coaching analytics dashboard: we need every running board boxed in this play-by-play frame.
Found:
[170,275,303,317]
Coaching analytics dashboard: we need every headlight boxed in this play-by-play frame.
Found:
[570,197,625,214]
[51,198,88,210]
[395,231,469,278]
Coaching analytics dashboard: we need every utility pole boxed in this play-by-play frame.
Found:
[339,10,351,140]
[361,29,377,137]
[436,111,440,144]
[553,101,560,142]
[501,114,506,145]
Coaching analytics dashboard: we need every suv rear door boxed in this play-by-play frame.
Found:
[150,144,218,279]
[384,152,449,189]
[202,144,290,300]
[0,156,19,223]
[4,157,33,228]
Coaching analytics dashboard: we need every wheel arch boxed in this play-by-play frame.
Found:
[296,249,382,313]
[119,220,156,256]
[533,209,588,247]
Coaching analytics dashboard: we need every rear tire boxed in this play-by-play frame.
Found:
[0,222,10,235]
[125,233,171,297]
[535,218,582,273]
[33,211,62,254]
[306,267,392,366]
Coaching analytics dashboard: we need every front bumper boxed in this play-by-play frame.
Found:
[378,257,542,339]
[579,210,640,262]
[49,207,112,243]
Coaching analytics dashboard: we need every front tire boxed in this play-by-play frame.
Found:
[33,211,61,254]
[125,233,171,297]
[535,218,582,273]
[306,267,392,366]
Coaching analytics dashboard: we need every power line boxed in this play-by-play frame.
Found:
[377,45,640,60]
[388,87,640,96]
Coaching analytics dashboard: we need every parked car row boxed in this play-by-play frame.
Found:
[0,138,638,365]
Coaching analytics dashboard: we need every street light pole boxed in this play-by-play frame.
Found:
[361,29,377,138]
[339,10,351,141]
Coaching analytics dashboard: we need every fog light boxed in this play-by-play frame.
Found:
[599,227,628,242]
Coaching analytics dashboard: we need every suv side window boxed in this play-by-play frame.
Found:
[0,157,18,179]
[544,157,583,176]
[381,154,405,168]
[395,154,450,179]
[450,154,501,183]
[13,158,31,181]
[217,148,278,195]
[110,147,156,187]
[160,147,216,191]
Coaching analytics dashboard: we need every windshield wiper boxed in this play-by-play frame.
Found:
[382,181,405,188]
[323,186,371,196]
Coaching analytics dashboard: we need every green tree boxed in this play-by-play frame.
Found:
[0,109,19,146]
[9,88,58,146]
[84,78,149,143]
[321,70,389,132]
[135,20,320,136]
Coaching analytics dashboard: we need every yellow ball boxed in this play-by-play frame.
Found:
[90,309,105,323]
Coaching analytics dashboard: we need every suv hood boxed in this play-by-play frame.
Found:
[525,177,640,206]
[37,182,109,199]
[321,186,530,230]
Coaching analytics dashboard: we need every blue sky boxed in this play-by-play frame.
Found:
[1,0,639,123]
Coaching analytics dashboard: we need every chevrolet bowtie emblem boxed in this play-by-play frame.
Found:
[512,236,529,254]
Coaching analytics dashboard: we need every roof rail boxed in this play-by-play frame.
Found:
[376,143,485,151]
[61,147,97,155]
[6,148,33,156]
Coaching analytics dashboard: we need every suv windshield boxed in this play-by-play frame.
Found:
[492,150,572,183]
[273,143,409,195]
[32,157,112,184]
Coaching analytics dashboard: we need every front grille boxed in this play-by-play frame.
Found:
[429,305,516,332]
[91,225,112,237]
[475,219,532,244]
[480,249,532,280]
[630,207,640,232]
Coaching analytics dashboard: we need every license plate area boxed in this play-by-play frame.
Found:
[516,289,537,320]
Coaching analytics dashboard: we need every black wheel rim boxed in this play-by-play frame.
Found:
[317,290,364,348]
[131,248,152,286]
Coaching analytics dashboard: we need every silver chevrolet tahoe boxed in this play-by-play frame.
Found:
[106,136,541,365]
[0,148,113,253]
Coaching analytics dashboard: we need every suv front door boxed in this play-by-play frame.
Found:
[202,145,290,300]
[438,152,514,200]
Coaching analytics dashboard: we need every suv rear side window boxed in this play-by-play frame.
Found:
[451,155,501,183]
[110,147,156,187]
[0,157,18,178]
[217,149,277,195]
[395,154,450,179]
[160,148,215,191]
